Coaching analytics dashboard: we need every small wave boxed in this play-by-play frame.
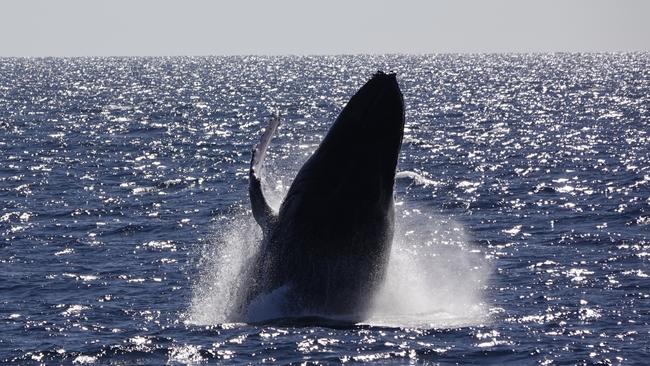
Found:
[395,171,440,187]
[132,186,157,195]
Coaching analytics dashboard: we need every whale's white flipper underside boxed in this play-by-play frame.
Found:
[249,117,280,229]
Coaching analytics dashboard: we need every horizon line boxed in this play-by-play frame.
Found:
[1,51,648,59]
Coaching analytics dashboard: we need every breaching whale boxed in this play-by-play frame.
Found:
[242,71,405,320]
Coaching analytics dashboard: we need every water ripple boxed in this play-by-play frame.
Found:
[1,54,649,364]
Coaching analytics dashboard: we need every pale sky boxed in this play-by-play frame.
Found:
[1,0,648,57]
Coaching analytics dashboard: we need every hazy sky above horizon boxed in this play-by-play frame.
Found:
[1,0,648,57]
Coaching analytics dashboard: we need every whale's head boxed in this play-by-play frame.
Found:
[310,71,405,203]
[335,71,404,155]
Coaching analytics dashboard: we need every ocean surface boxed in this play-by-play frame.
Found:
[1,54,648,365]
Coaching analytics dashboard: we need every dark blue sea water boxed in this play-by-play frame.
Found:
[1,54,649,365]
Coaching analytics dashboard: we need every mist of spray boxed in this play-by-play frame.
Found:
[188,192,489,328]
[187,213,263,324]
[367,203,489,328]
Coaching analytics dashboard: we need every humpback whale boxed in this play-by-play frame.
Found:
[243,71,405,320]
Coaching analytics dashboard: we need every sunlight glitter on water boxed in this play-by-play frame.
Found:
[1,54,648,364]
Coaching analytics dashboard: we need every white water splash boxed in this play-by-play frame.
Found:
[188,203,489,328]
[395,170,441,188]
[187,212,262,324]
[367,206,490,328]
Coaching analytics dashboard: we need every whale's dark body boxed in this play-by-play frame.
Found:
[243,72,405,319]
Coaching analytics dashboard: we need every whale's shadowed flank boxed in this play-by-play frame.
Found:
[242,72,405,321]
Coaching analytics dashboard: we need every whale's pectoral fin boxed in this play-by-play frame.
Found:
[249,116,280,229]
